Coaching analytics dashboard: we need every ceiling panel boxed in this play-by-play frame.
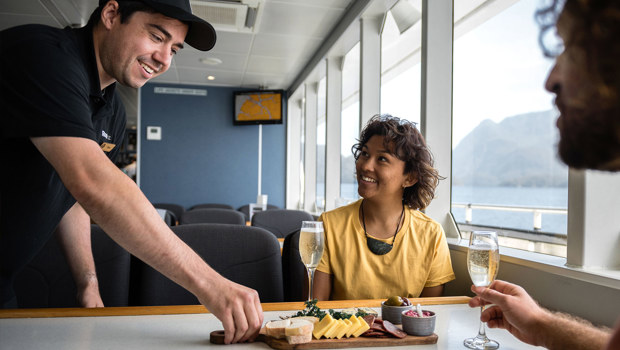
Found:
[258,2,345,39]
[0,0,356,91]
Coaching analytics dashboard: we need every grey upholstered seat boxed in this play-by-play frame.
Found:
[189,203,234,210]
[281,229,307,301]
[135,223,284,305]
[237,204,279,221]
[153,203,185,224]
[251,209,314,238]
[180,208,246,225]
[13,225,131,308]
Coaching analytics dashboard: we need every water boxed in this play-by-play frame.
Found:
[339,183,567,234]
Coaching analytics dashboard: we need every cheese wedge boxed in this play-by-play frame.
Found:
[351,316,370,337]
[335,319,352,339]
[323,319,343,339]
[312,314,335,339]
[345,315,360,338]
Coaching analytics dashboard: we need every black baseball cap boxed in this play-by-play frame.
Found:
[99,0,216,51]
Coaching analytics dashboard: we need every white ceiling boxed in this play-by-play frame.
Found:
[0,0,355,90]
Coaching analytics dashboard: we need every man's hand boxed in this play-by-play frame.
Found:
[76,272,104,308]
[197,278,263,344]
[469,280,549,346]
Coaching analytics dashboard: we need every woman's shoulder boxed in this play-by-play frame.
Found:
[321,199,361,221]
[407,208,442,230]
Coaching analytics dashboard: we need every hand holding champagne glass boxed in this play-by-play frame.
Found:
[299,221,325,301]
[464,231,500,349]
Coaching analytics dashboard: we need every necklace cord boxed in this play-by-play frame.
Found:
[361,200,405,246]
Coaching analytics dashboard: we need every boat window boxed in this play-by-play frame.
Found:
[316,77,327,213]
[340,42,361,205]
[451,0,566,257]
[380,1,422,127]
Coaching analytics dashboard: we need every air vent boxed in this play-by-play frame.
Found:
[190,0,262,33]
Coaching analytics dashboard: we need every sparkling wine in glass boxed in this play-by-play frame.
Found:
[299,221,325,302]
[464,231,500,350]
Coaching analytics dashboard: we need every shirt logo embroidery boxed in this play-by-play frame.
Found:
[102,130,112,140]
[101,143,116,152]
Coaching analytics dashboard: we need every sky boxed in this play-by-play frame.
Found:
[452,0,556,147]
[380,0,557,149]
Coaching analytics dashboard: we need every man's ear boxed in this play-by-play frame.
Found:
[100,0,121,30]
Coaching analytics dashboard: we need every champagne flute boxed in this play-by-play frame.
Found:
[299,221,325,301]
[464,231,500,349]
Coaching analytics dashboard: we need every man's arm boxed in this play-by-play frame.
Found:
[31,136,263,344]
[470,280,610,349]
[55,202,103,307]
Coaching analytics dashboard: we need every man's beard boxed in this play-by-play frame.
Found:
[557,105,620,171]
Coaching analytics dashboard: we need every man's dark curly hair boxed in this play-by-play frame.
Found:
[536,0,620,110]
[352,114,442,210]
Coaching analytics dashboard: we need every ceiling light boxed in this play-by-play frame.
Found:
[199,57,223,65]
[207,75,215,81]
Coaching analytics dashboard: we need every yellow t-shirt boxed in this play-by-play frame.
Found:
[317,199,455,300]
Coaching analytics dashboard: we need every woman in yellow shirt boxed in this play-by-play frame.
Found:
[313,115,455,300]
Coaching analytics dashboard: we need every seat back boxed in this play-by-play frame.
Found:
[13,225,131,308]
[180,208,246,225]
[189,203,234,210]
[281,229,308,301]
[135,223,284,305]
[251,209,314,238]
[153,203,185,223]
[237,204,279,221]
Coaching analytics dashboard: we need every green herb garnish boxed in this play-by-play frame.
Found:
[294,300,371,321]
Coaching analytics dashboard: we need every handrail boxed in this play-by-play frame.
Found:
[451,202,567,231]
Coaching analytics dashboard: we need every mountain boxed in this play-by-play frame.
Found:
[452,110,568,187]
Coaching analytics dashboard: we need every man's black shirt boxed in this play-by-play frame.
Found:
[0,23,127,307]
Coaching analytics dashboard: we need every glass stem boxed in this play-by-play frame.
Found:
[307,267,316,301]
[477,305,487,339]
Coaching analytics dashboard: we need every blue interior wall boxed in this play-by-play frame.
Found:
[139,83,286,209]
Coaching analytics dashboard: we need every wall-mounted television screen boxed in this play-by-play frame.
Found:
[233,90,284,125]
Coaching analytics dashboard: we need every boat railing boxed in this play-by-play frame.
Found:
[451,202,567,232]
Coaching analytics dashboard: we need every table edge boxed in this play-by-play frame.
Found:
[0,296,470,319]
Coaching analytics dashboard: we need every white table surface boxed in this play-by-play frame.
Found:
[0,303,539,350]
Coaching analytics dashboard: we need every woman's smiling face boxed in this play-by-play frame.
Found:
[355,135,416,202]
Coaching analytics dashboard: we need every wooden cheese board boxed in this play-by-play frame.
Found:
[209,330,438,349]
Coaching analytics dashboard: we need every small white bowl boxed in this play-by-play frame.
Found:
[401,309,436,336]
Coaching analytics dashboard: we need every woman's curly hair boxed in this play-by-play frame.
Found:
[536,0,620,110]
[352,114,442,210]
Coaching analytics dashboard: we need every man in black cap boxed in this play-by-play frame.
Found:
[0,0,262,344]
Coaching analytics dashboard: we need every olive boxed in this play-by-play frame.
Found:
[402,297,411,306]
[385,296,404,306]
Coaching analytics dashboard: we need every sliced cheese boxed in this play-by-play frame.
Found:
[323,319,345,339]
[335,319,352,339]
[345,315,361,338]
[351,316,370,337]
[312,314,335,339]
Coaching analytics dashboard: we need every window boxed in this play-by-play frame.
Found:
[340,43,360,204]
[381,2,422,126]
[316,77,327,212]
[451,0,566,256]
[299,91,306,210]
